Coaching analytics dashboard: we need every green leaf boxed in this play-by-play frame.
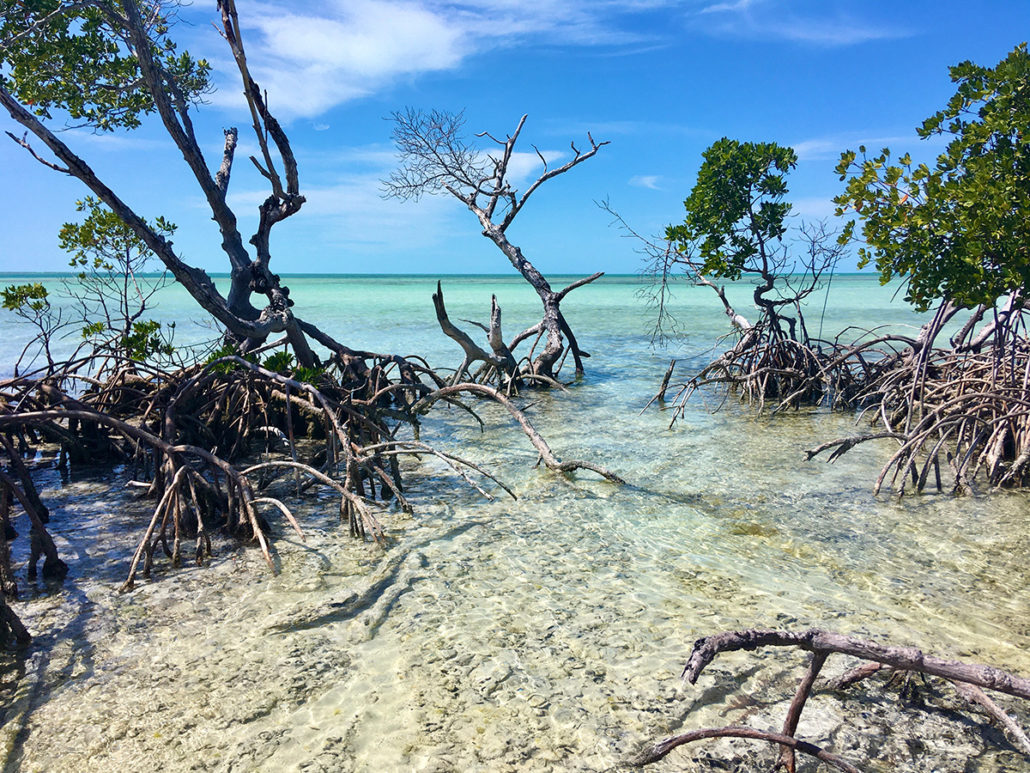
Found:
[836,43,1030,310]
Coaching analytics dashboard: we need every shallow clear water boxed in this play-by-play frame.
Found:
[0,274,1027,772]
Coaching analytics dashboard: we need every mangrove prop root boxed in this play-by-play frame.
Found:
[658,293,1030,497]
[634,628,1030,770]
[0,469,67,582]
[0,593,30,647]
[0,483,18,598]
[1,348,618,594]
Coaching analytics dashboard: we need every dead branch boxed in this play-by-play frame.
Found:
[387,111,607,379]
[630,726,861,772]
[951,679,1030,756]
[432,282,513,385]
[634,627,1030,770]
[412,383,625,483]
[682,629,1030,698]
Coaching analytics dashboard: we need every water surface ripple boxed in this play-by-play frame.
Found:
[0,275,1027,772]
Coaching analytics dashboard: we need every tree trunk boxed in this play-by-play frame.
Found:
[481,225,567,378]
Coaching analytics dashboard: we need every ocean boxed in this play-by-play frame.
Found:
[0,273,1027,771]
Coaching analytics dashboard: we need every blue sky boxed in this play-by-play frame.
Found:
[2,0,1028,276]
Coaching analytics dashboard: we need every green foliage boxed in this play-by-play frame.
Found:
[57,197,175,361]
[666,138,797,279]
[835,44,1030,311]
[81,320,106,338]
[0,0,209,131]
[60,196,175,269]
[121,319,173,360]
[258,351,324,383]
[205,344,256,374]
[2,282,65,368]
[292,365,326,385]
[262,350,295,374]
[2,282,49,313]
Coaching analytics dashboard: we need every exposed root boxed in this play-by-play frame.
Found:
[0,353,492,591]
[432,280,601,390]
[807,298,1030,495]
[0,334,625,610]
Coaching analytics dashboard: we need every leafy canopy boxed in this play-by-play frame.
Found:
[835,44,1030,311]
[0,0,209,130]
[666,138,797,280]
[59,196,175,271]
[59,197,176,359]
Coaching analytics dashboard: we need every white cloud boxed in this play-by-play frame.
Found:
[251,3,462,75]
[304,145,400,170]
[792,138,841,162]
[700,0,755,14]
[209,1,464,117]
[689,0,908,46]
[629,174,662,189]
[771,19,905,46]
[440,0,658,46]
[202,0,680,119]
[497,150,566,187]
[62,130,167,151]
[227,170,460,253]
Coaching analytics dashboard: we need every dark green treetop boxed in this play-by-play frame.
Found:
[835,44,1030,311]
[0,0,210,131]
[666,138,798,280]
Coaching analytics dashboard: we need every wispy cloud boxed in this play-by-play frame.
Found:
[541,117,715,140]
[201,0,680,119]
[792,138,844,162]
[499,149,567,187]
[790,196,837,219]
[689,0,909,46]
[791,132,941,162]
[62,130,167,151]
[700,0,755,14]
[222,140,565,255]
[629,174,662,190]
[227,169,460,253]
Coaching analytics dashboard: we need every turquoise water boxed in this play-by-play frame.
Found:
[0,274,1027,771]
[0,273,922,378]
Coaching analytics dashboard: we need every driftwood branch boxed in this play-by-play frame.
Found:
[682,629,1030,699]
[635,628,1030,770]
